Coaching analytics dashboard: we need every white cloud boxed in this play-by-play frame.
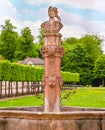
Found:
[24,0,50,5]
[0,0,18,20]
[22,20,42,41]
[35,7,48,21]
[59,8,105,35]
[0,0,18,32]
[101,42,105,53]
[24,0,105,12]
[58,0,105,12]
[59,8,86,26]
[0,0,42,40]
[60,25,86,40]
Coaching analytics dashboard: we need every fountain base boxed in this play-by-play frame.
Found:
[0,107,105,130]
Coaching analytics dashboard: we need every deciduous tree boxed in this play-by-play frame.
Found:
[14,27,38,60]
[61,34,103,85]
[94,54,105,86]
[0,19,19,61]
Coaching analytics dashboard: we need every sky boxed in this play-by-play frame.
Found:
[0,0,105,52]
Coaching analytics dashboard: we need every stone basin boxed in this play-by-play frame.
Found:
[0,107,105,130]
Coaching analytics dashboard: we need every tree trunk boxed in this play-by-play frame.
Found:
[102,78,104,87]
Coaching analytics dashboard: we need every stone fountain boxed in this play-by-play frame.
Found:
[40,6,64,112]
[0,6,105,130]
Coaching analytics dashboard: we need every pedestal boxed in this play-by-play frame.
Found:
[41,33,64,112]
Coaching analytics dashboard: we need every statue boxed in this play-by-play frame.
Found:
[41,6,63,34]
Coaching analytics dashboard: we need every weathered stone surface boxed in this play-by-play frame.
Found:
[1,117,105,130]
[5,119,39,130]
[102,119,105,130]
[0,119,7,130]
[40,6,64,112]
[75,119,101,130]
[41,6,63,33]
[0,109,105,130]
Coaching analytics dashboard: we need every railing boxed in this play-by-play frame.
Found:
[0,81,43,99]
[0,81,77,99]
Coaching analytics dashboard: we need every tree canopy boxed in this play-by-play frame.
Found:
[0,20,18,61]
[14,27,38,61]
[94,54,105,86]
[61,34,103,85]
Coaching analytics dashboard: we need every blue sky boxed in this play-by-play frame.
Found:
[0,0,105,51]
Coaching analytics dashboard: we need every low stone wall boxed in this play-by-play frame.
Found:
[0,107,105,130]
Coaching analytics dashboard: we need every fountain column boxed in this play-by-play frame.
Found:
[41,6,64,112]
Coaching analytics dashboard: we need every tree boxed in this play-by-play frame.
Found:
[61,34,103,85]
[61,37,79,71]
[14,27,38,61]
[36,28,44,45]
[80,34,102,62]
[64,44,93,85]
[34,28,44,58]
[34,43,42,58]
[94,54,105,86]
[0,19,19,61]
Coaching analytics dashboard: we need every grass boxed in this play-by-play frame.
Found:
[0,87,105,108]
[0,95,44,108]
[61,87,105,108]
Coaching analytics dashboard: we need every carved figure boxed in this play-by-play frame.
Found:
[42,75,63,88]
[48,6,61,22]
[41,6,63,33]
[48,75,56,88]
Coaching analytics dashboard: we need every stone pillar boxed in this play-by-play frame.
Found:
[40,6,64,112]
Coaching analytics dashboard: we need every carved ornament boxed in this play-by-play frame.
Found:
[40,46,64,57]
[42,75,63,88]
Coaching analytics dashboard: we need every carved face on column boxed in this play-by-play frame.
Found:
[42,75,63,88]
[48,75,56,88]
[42,75,56,88]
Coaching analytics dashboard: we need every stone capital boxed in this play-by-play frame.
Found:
[40,46,64,58]
[42,33,62,47]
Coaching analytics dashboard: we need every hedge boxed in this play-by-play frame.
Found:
[0,61,79,82]
[0,61,11,81]
[61,71,79,83]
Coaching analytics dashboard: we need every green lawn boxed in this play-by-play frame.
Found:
[61,87,105,108]
[0,87,105,108]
